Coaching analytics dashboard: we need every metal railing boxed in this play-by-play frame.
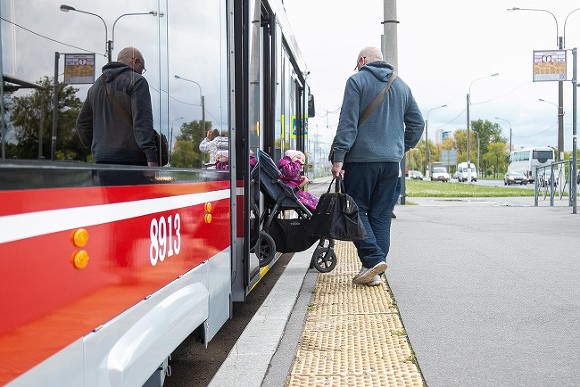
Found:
[534,160,579,213]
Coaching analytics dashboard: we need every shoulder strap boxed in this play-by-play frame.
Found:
[358,72,397,128]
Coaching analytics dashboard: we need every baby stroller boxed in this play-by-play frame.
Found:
[249,149,336,273]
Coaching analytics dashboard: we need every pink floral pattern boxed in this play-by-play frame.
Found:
[278,156,319,211]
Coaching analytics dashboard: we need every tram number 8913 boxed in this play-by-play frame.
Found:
[150,214,181,266]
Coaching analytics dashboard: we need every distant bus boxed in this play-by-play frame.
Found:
[508,147,555,182]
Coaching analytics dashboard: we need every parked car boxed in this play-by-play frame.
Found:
[504,170,528,185]
[431,167,450,182]
[538,169,557,187]
[409,170,424,180]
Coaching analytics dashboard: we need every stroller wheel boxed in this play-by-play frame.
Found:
[256,231,276,267]
[312,239,337,273]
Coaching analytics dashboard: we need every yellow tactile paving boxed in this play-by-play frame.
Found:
[286,241,426,386]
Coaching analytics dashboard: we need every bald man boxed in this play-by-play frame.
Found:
[76,46,159,166]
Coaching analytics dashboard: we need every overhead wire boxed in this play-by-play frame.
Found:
[0,16,105,57]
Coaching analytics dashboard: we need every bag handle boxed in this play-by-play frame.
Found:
[358,72,397,127]
[325,176,346,194]
[325,178,335,194]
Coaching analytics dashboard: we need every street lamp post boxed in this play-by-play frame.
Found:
[538,98,561,147]
[109,12,158,62]
[473,130,480,179]
[60,5,158,62]
[509,6,580,161]
[425,104,447,179]
[60,5,107,58]
[467,73,499,182]
[538,97,558,109]
[495,117,512,153]
[174,75,206,137]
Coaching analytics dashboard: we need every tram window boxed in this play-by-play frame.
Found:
[275,50,298,160]
[1,0,229,168]
[308,94,315,117]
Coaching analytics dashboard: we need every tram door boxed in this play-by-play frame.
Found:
[231,0,266,301]
[232,0,309,301]
[246,2,272,290]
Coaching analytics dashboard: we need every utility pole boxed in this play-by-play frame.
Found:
[382,0,403,203]
[51,52,60,161]
[382,0,398,70]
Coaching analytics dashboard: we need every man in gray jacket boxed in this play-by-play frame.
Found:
[330,46,424,286]
[76,46,159,166]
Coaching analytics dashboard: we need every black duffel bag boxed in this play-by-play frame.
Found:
[305,177,367,241]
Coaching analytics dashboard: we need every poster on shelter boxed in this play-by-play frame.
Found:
[533,50,566,82]
[64,53,95,84]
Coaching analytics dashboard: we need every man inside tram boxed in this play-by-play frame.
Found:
[76,46,159,167]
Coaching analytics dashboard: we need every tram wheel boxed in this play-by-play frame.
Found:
[257,231,276,267]
[311,239,337,273]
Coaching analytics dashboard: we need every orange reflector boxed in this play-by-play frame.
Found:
[204,202,213,213]
[204,213,212,224]
[71,228,89,247]
[72,250,89,269]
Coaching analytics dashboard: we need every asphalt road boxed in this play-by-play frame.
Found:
[388,197,580,386]
[474,178,532,188]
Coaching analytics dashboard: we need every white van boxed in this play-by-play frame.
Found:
[457,162,477,182]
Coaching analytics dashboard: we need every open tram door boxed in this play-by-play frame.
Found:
[231,0,313,301]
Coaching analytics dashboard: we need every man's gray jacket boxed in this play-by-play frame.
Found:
[331,61,424,164]
[77,62,157,165]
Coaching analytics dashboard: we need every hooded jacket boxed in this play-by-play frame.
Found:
[76,62,157,165]
[199,135,229,164]
[331,61,424,164]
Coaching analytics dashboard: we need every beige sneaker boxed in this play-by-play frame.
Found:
[352,261,387,284]
[366,274,383,286]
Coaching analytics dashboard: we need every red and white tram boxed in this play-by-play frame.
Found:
[0,0,314,385]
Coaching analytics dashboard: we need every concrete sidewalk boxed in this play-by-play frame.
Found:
[210,196,580,386]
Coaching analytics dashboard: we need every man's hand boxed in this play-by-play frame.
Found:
[148,161,159,167]
[331,162,344,178]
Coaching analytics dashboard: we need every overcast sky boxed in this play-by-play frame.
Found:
[284,0,580,152]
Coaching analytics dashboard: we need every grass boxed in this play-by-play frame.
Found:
[405,179,535,198]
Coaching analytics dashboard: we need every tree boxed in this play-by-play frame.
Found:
[454,129,467,155]
[9,76,88,160]
[171,120,211,168]
[471,120,505,175]
[441,136,456,150]
[483,142,508,178]
[406,144,425,172]
[1,86,13,158]
[170,139,196,167]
